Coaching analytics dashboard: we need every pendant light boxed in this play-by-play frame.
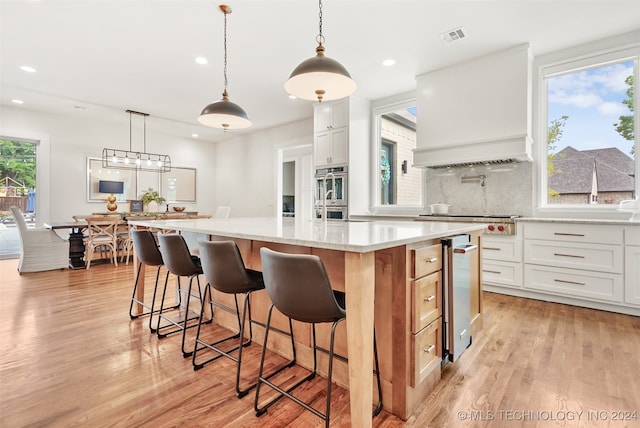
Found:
[284,0,356,103]
[198,4,251,131]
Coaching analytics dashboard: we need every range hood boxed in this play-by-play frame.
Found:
[413,134,532,169]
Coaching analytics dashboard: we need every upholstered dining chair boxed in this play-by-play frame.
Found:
[214,206,231,219]
[10,206,68,274]
[255,248,382,427]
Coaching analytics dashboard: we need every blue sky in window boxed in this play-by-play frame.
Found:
[548,60,634,158]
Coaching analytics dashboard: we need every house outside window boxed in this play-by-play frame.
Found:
[539,43,639,210]
[372,97,423,213]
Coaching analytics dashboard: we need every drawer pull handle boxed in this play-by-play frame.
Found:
[424,295,436,302]
[459,329,468,339]
[554,278,586,286]
[554,252,585,259]
[483,247,501,251]
[424,257,438,263]
[482,269,501,274]
[423,344,436,354]
[553,232,585,237]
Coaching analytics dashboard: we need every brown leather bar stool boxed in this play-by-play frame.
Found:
[156,233,212,357]
[255,248,383,427]
[192,240,294,398]
[129,229,173,332]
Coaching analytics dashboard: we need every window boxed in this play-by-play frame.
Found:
[540,45,638,208]
[372,98,422,212]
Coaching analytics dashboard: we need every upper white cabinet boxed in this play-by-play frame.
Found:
[414,44,533,167]
[314,99,348,132]
[314,99,349,167]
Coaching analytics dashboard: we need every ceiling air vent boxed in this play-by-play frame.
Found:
[440,27,467,44]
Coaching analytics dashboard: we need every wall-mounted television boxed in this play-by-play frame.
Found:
[98,180,124,194]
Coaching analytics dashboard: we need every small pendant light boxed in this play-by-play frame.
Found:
[198,4,251,131]
[284,0,356,103]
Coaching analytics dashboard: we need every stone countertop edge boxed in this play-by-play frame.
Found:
[516,217,639,226]
[127,217,486,253]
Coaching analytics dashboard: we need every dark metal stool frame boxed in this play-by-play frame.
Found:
[128,229,174,332]
[156,233,213,358]
[255,248,383,427]
[192,240,297,398]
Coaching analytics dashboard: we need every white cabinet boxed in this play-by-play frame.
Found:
[482,235,523,289]
[314,99,348,132]
[523,222,625,307]
[625,227,640,306]
[314,100,349,168]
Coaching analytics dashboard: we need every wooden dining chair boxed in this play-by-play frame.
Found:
[84,216,120,269]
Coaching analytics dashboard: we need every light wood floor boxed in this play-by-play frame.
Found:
[1,259,639,427]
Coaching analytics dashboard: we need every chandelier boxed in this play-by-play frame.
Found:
[102,110,171,173]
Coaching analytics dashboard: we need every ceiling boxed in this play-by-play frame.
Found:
[2,0,640,142]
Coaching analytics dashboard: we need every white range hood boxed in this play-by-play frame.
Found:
[413,134,532,168]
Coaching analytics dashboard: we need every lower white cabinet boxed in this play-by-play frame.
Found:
[625,227,640,307]
[518,221,639,316]
[482,235,523,289]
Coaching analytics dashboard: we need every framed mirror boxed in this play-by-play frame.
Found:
[86,157,161,203]
[161,167,196,202]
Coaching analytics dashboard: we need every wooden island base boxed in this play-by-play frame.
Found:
[192,231,483,420]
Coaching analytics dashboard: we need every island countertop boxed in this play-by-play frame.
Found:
[127,217,485,253]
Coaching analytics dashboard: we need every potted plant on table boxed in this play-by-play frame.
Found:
[139,188,166,213]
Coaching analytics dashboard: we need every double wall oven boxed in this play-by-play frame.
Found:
[314,166,348,220]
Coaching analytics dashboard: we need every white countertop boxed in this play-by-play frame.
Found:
[128,217,485,253]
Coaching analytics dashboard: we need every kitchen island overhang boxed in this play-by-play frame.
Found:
[127,217,485,424]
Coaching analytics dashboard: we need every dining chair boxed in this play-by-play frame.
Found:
[84,216,120,269]
[255,248,382,426]
[214,206,231,219]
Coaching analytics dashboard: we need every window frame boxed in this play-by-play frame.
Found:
[535,42,639,215]
[370,95,424,215]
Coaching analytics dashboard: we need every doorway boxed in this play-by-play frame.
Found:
[0,138,37,259]
[278,145,313,221]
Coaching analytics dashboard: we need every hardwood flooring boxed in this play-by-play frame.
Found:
[1,258,639,427]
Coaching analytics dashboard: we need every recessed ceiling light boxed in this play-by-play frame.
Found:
[382,59,396,67]
[20,66,36,73]
[288,94,297,100]
[192,133,199,138]
[73,105,87,110]
[195,57,208,65]
[11,99,24,104]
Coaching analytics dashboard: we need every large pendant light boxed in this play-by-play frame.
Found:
[284,0,356,103]
[198,4,251,131]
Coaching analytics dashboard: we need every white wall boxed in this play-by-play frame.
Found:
[214,118,313,218]
[1,105,217,222]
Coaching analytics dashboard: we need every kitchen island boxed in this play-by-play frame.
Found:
[128,217,485,425]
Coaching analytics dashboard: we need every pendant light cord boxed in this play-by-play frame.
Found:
[316,0,324,46]
[223,8,228,94]
[129,111,133,151]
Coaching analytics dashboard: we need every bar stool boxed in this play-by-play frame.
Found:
[129,229,173,332]
[192,240,292,398]
[255,248,383,427]
[156,233,212,357]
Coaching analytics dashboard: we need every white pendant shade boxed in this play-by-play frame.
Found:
[285,46,356,102]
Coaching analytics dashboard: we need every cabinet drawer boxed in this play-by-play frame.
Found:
[482,260,523,288]
[482,237,522,262]
[411,271,442,333]
[524,264,623,303]
[524,240,622,273]
[523,223,622,245]
[412,244,442,278]
[410,318,441,387]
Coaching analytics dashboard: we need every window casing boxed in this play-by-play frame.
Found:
[537,44,639,212]
[371,98,423,214]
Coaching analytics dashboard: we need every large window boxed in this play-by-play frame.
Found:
[541,46,638,208]
[372,98,422,212]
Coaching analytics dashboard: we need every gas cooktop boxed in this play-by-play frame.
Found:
[416,214,519,235]
[419,214,520,219]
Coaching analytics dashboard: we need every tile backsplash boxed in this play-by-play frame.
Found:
[424,162,533,216]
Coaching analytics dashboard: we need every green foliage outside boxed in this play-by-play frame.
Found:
[613,75,635,156]
[0,139,36,195]
[547,115,568,197]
